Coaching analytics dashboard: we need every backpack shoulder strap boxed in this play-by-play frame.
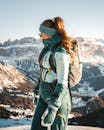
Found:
[38,47,48,66]
[55,46,68,54]
[49,42,61,73]
[49,43,68,73]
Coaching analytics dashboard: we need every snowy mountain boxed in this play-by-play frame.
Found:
[0,37,104,127]
[0,37,43,82]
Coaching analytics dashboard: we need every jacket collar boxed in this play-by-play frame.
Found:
[42,34,62,49]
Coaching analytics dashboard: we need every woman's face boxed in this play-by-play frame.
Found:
[39,32,52,40]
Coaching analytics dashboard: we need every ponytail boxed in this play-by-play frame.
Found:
[54,17,67,39]
[54,17,75,62]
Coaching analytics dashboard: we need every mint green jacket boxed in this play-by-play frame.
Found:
[41,47,70,87]
[36,34,71,111]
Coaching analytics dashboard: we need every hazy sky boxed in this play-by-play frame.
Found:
[0,0,104,43]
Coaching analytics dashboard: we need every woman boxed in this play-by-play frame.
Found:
[31,17,74,130]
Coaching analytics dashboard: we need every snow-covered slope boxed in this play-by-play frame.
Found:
[0,63,35,120]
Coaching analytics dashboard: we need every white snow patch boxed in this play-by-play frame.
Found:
[8,89,21,93]
[94,88,104,96]
[0,86,3,92]
[72,97,86,107]
[68,113,74,119]
[91,41,104,46]
[0,104,12,109]
[98,64,104,76]
[77,81,104,97]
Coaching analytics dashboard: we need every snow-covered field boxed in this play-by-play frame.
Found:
[0,125,104,130]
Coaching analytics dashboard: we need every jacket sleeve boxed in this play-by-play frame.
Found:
[48,49,70,110]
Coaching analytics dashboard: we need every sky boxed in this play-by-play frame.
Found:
[0,0,104,43]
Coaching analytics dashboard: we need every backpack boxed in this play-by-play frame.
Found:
[49,41,83,88]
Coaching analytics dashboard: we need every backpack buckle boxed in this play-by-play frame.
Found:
[47,68,51,72]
